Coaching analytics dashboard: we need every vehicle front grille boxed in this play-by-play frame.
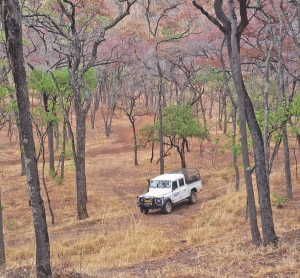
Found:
[144,198,153,205]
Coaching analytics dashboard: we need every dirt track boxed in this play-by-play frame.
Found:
[0,113,223,277]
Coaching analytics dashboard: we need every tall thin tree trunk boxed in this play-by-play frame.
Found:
[4,1,52,276]
[193,0,277,245]
[232,106,240,191]
[272,0,293,200]
[220,38,239,191]
[0,191,5,267]
[42,148,55,225]
[157,57,164,175]
[47,124,55,173]
[131,119,138,166]
[74,110,89,220]
[61,120,67,179]
[228,0,261,245]
[16,117,26,176]
[283,123,293,199]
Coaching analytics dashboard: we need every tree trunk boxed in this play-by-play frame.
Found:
[4,0,52,276]
[180,139,186,168]
[0,191,5,267]
[283,123,293,199]
[16,117,26,176]
[232,106,240,191]
[42,149,55,225]
[157,58,164,175]
[220,38,239,191]
[61,120,67,179]
[130,118,138,166]
[43,93,55,173]
[275,4,293,200]
[228,0,261,246]
[222,92,227,134]
[74,110,89,220]
[244,89,277,245]
[47,124,55,173]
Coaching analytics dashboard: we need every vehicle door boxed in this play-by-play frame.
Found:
[171,181,181,203]
[178,178,188,199]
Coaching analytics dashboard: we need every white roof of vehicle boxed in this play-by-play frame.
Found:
[152,173,184,182]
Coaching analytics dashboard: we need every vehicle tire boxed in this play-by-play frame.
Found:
[163,200,172,214]
[140,207,149,214]
[189,191,197,204]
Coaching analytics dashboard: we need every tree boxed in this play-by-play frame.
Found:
[140,103,208,168]
[141,0,193,174]
[97,63,124,137]
[25,0,137,220]
[118,65,148,166]
[4,0,51,276]
[162,103,208,168]
[0,192,5,267]
[28,69,59,174]
[193,0,277,246]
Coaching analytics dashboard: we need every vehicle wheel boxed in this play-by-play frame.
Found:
[163,200,172,214]
[189,191,197,204]
[140,207,149,214]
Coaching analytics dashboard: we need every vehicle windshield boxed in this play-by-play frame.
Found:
[150,180,171,188]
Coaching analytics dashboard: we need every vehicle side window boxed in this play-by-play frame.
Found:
[178,178,184,187]
[172,181,178,190]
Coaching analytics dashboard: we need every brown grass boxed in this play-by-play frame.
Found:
[1,114,300,277]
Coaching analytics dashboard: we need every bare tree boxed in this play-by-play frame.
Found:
[0,191,5,267]
[193,0,277,246]
[141,0,192,174]
[25,0,137,220]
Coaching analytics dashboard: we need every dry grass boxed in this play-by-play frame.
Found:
[1,114,300,277]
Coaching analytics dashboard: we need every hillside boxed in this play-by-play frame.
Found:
[0,112,300,277]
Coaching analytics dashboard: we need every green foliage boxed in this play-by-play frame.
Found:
[162,103,208,140]
[65,141,73,157]
[214,136,220,146]
[84,68,97,91]
[220,172,228,180]
[28,69,57,94]
[138,123,158,145]
[139,103,209,147]
[0,86,8,99]
[254,101,290,144]
[53,68,71,92]
[194,66,224,90]
[289,96,300,136]
[161,26,181,39]
[55,175,64,186]
[6,97,18,112]
[271,192,289,208]
[223,131,241,156]
[5,218,16,230]
[28,68,72,127]
[0,31,5,42]
[99,16,111,23]
[245,75,279,111]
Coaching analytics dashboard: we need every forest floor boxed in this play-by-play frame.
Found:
[0,111,300,277]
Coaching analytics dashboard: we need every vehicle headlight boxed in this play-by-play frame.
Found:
[139,197,144,203]
[156,198,162,203]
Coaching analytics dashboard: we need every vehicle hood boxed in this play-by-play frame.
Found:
[142,188,171,197]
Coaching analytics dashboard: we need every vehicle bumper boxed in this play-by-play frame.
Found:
[137,197,165,210]
[138,203,164,210]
